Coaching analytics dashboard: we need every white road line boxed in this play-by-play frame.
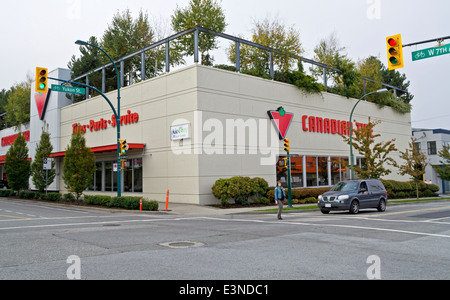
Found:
[1,216,449,240]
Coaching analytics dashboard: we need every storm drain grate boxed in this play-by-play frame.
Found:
[160,241,205,249]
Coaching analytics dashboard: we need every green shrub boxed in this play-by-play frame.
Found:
[18,190,38,199]
[380,179,439,199]
[41,193,62,202]
[0,189,14,197]
[267,187,330,201]
[63,193,76,202]
[211,176,270,206]
[84,195,111,206]
[108,196,158,211]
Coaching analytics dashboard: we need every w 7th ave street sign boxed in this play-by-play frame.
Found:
[51,84,86,95]
[412,44,450,61]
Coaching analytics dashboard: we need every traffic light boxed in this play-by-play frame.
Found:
[386,34,404,70]
[119,139,129,156]
[283,138,290,153]
[35,67,48,93]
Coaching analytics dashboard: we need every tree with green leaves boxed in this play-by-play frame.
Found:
[171,0,227,66]
[5,133,31,192]
[227,17,302,74]
[434,144,450,183]
[398,138,429,199]
[340,119,397,179]
[4,77,32,128]
[31,124,55,193]
[63,128,96,200]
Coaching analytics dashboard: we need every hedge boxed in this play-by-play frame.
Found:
[0,189,158,211]
[380,179,439,199]
[211,176,270,206]
[267,187,330,202]
[84,195,159,211]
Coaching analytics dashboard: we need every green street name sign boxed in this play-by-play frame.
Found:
[412,44,450,61]
[51,84,86,95]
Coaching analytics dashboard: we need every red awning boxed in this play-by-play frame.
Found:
[50,143,145,158]
[0,155,32,165]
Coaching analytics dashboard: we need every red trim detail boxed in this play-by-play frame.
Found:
[50,143,145,158]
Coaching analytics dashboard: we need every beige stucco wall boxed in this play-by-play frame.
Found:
[58,64,411,205]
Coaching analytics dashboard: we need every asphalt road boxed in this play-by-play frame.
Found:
[0,198,449,280]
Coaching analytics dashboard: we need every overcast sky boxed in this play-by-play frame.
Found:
[1,0,448,129]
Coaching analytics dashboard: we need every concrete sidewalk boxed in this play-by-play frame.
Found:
[159,196,450,216]
[158,202,315,216]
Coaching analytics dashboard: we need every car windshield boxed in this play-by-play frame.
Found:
[330,182,359,192]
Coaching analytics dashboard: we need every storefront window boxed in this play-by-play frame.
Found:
[133,159,143,193]
[317,156,329,186]
[89,158,143,193]
[290,156,303,188]
[306,156,317,187]
[89,162,103,191]
[105,161,113,192]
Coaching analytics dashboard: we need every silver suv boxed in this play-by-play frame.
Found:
[317,180,387,214]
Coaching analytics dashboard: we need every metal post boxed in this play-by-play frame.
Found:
[235,41,240,72]
[85,76,89,99]
[323,68,327,88]
[141,52,146,81]
[287,152,292,208]
[102,68,106,93]
[120,61,125,87]
[269,52,274,79]
[165,41,170,73]
[194,28,199,63]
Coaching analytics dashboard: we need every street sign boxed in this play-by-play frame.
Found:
[51,84,86,95]
[412,44,450,61]
[43,158,53,170]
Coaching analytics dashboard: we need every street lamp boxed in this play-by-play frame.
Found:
[75,40,122,197]
[349,88,389,180]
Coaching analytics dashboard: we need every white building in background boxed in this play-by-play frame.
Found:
[413,128,450,194]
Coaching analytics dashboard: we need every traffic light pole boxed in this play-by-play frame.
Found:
[286,151,293,208]
[75,40,122,197]
[48,76,121,197]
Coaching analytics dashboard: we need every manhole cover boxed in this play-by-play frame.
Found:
[160,241,204,249]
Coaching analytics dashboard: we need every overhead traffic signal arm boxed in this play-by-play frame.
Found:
[35,67,48,93]
[386,34,404,70]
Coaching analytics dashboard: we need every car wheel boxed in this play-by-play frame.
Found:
[320,209,330,214]
[349,200,360,214]
[377,199,386,212]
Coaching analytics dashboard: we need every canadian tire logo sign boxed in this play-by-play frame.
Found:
[267,107,294,140]
[35,89,51,120]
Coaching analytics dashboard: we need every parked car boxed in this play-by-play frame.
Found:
[0,180,9,189]
[317,180,387,214]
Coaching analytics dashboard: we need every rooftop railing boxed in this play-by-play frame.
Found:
[71,26,408,100]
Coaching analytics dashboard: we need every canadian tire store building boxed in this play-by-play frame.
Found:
[0,64,411,205]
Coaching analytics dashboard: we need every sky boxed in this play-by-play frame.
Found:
[1,0,449,129]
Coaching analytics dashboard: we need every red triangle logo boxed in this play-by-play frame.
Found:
[35,89,51,120]
[268,107,294,140]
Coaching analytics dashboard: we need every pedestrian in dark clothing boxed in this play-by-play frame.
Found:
[274,181,286,220]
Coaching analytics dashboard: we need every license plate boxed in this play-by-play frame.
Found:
[325,204,331,208]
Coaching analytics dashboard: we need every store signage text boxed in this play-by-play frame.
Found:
[302,115,368,135]
[1,131,31,147]
[72,110,139,134]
